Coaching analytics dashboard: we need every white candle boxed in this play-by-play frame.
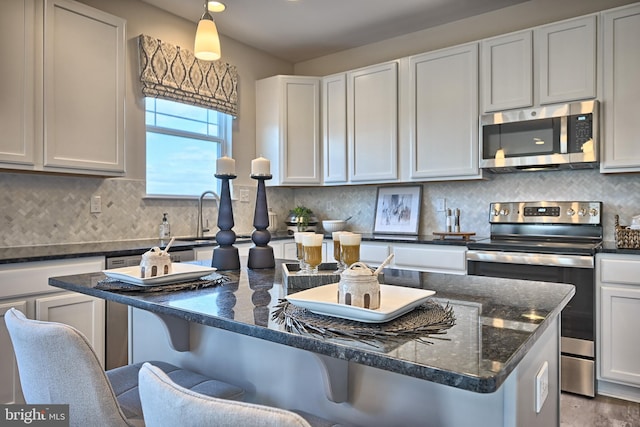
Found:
[216,156,235,175]
[251,156,271,176]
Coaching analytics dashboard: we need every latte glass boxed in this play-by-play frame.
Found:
[339,233,361,268]
[332,231,351,272]
[301,233,324,274]
[294,232,314,273]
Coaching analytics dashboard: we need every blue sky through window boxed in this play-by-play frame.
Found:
[145,98,228,197]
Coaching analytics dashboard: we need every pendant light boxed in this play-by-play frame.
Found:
[194,1,223,61]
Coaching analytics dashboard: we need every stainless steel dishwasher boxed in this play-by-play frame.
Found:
[104,249,195,369]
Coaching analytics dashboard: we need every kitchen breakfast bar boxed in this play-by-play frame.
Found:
[48,259,574,427]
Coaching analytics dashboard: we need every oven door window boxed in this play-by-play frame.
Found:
[482,117,561,159]
[467,261,593,341]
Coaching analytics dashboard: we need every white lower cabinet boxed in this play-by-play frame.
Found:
[0,256,105,404]
[334,240,466,274]
[0,300,27,404]
[596,253,640,401]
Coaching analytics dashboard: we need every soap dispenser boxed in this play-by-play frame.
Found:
[159,213,171,239]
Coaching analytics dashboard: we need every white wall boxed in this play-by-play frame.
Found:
[78,0,294,187]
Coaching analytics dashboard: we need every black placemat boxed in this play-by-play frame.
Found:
[272,298,455,347]
[96,273,229,292]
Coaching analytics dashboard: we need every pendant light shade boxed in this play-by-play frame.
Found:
[194,6,221,61]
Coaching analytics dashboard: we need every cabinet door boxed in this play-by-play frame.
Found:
[408,43,480,180]
[537,15,596,105]
[256,76,321,186]
[0,0,36,167]
[347,62,398,182]
[43,0,125,174]
[601,3,640,172]
[1,300,28,404]
[481,31,533,112]
[322,74,348,184]
[36,293,106,367]
[600,285,640,386]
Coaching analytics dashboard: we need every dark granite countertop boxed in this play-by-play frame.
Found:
[0,233,477,265]
[600,241,640,255]
[49,259,574,394]
[0,235,289,264]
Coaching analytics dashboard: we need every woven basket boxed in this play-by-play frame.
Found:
[614,215,640,249]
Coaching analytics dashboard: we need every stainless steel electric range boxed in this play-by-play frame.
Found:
[467,201,602,397]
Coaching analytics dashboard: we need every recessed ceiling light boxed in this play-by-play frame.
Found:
[207,1,226,12]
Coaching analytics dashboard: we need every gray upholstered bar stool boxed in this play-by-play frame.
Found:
[4,308,244,427]
[138,362,345,427]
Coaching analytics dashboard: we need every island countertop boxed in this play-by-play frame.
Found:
[48,259,574,394]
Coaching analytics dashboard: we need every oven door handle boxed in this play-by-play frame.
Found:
[466,250,594,268]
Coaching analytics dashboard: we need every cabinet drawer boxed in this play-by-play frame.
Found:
[360,243,391,264]
[393,244,466,274]
[0,257,105,298]
[599,257,640,285]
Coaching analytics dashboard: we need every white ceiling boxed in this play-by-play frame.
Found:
[141,0,529,63]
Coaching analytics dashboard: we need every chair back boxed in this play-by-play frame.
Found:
[4,308,131,427]
[138,362,312,427]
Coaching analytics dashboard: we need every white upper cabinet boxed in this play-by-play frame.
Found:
[536,15,597,105]
[600,3,640,173]
[256,75,321,186]
[406,43,481,181]
[481,15,596,113]
[44,0,125,174]
[0,0,36,167]
[322,73,348,184]
[347,61,398,183]
[0,0,126,175]
[481,30,533,112]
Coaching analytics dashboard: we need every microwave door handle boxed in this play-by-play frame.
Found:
[560,116,568,154]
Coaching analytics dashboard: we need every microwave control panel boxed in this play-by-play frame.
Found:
[568,113,593,151]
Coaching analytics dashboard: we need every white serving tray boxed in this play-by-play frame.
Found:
[287,283,435,323]
[103,263,217,286]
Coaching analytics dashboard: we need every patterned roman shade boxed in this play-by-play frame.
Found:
[138,34,238,116]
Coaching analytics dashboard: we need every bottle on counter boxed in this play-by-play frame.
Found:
[159,213,171,239]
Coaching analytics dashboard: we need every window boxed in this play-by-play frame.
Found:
[145,98,232,197]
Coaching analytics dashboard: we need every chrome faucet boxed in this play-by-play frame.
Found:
[197,190,220,238]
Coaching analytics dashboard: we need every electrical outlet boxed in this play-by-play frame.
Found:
[436,198,446,212]
[239,189,250,203]
[535,361,549,414]
[90,195,102,213]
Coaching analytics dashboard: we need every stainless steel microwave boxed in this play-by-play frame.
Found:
[480,100,599,172]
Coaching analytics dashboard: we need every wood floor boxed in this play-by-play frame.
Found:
[561,393,640,427]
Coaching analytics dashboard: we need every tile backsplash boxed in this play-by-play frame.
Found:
[1,169,638,247]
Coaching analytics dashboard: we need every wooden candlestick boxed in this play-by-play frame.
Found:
[247,174,275,269]
[212,174,240,270]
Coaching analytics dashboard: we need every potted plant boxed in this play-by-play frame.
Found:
[290,206,313,231]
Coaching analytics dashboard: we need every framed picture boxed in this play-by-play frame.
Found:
[373,185,422,235]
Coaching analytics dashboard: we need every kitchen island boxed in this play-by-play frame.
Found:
[49,259,574,427]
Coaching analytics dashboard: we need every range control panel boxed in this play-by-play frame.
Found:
[490,201,602,225]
